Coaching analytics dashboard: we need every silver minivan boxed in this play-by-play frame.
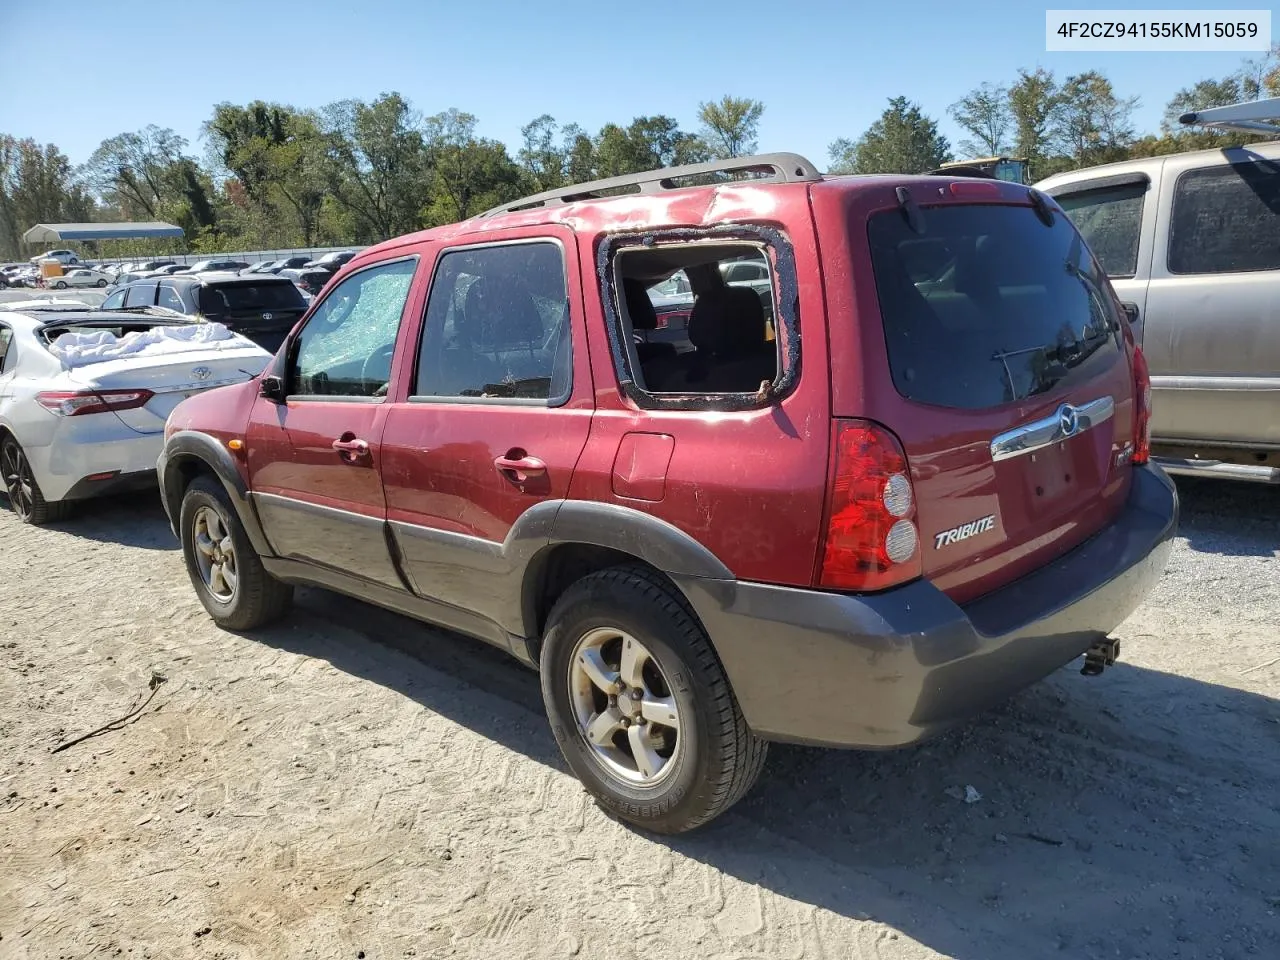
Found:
[1037,140,1280,483]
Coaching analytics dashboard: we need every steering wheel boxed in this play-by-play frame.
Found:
[360,344,396,396]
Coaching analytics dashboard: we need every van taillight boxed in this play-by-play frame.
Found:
[1132,346,1151,465]
[818,420,923,592]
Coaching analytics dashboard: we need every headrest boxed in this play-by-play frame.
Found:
[688,286,767,359]
[461,276,544,347]
[622,278,658,331]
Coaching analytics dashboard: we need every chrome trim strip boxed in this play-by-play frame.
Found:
[152,376,250,395]
[990,396,1115,463]
[1151,375,1280,393]
[1155,457,1280,485]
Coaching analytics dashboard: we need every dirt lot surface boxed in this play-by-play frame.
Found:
[1,477,1277,960]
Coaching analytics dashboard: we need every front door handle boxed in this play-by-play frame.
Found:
[332,436,370,462]
[494,453,546,483]
[1119,301,1140,324]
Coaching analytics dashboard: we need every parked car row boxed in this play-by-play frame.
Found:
[100,273,308,353]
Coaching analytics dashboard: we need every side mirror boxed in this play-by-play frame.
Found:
[259,374,286,403]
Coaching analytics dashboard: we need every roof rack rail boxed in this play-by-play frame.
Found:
[472,152,823,219]
[1179,96,1280,136]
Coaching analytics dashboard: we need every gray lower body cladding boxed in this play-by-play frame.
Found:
[678,464,1179,749]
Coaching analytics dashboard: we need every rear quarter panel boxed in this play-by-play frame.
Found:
[568,184,833,586]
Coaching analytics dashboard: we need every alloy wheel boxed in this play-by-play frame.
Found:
[568,627,682,785]
[192,505,238,602]
[1,442,35,520]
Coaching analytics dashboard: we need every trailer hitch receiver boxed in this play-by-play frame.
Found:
[1081,637,1120,676]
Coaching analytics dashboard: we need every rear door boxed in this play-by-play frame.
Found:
[824,184,1138,604]
[244,256,420,588]
[1141,150,1280,446]
[379,231,592,622]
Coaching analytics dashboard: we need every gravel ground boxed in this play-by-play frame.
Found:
[1,475,1277,960]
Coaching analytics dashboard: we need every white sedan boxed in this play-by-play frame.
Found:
[0,305,272,524]
[48,268,112,289]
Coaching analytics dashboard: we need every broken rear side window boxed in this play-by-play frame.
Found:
[610,241,783,403]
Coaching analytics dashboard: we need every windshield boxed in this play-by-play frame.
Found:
[867,203,1123,409]
[199,282,305,313]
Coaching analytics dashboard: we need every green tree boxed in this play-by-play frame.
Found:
[594,116,708,178]
[518,115,591,191]
[83,126,189,219]
[948,83,1012,158]
[206,102,333,246]
[0,136,84,258]
[1054,71,1138,168]
[1238,43,1280,99]
[697,95,765,159]
[828,97,951,174]
[423,108,523,222]
[320,92,431,241]
[1008,68,1061,174]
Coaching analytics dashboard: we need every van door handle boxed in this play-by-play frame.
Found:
[1119,301,1140,324]
[494,453,546,482]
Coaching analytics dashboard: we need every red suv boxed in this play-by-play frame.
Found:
[157,153,1178,834]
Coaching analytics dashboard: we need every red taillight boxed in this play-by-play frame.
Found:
[818,420,923,592]
[1131,346,1152,465]
[36,389,154,417]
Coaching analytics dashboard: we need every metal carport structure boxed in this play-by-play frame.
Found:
[22,222,185,244]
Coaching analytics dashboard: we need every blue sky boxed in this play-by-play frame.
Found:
[0,0,1271,170]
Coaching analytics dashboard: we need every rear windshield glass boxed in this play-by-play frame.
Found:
[199,282,304,313]
[867,203,1123,410]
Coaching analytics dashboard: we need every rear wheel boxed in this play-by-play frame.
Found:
[540,564,767,834]
[179,476,292,630]
[1,437,70,525]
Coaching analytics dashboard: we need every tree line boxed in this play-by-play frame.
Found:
[1,46,1276,259]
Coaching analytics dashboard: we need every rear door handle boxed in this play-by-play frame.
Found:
[1119,301,1140,324]
[494,454,546,482]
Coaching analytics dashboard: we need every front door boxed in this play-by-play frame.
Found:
[245,256,420,588]
[379,233,594,630]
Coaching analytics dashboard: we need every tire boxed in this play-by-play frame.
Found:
[179,475,292,630]
[540,564,767,834]
[96,279,107,287]
[1,436,71,525]
[54,281,67,289]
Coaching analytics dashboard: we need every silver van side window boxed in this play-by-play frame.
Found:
[1057,182,1146,279]
[1169,162,1280,275]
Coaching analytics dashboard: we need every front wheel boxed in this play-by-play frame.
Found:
[179,475,292,630]
[540,565,767,834]
[54,281,67,289]
[96,279,107,287]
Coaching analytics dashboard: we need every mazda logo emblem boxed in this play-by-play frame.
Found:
[191,366,212,381]
[1057,403,1079,437]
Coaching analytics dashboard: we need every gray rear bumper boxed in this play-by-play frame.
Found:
[677,464,1179,748]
